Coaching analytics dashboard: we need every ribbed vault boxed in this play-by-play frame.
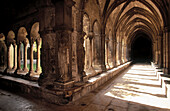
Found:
[101,0,168,62]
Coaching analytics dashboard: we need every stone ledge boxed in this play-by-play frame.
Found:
[72,62,131,101]
[0,62,131,105]
[0,74,70,105]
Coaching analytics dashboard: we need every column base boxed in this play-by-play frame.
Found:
[164,68,168,74]
[17,69,28,75]
[0,66,6,73]
[106,63,110,69]
[24,68,29,73]
[93,64,103,73]
[100,65,106,72]
[116,60,121,66]
[7,68,16,74]
[83,76,88,82]
[85,66,96,76]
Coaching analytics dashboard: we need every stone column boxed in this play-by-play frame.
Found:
[163,30,166,73]
[85,32,96,74]
[163,26,170,74]
[39,0,75,89]
[77,31,86,81]
[13,44,17,70]
[7,45,11,70]
[152,41,156,64]
[24,43,29,73]
[105,36,110,69]
[38,0,57,87]
[30,43,34,74]
[36,38,41,74]
[119,41,122,65]
[93,34,102,71]
[123,45,127,63]
[121,42,124,63]
[116,41,120,66]
[100,34,106,71]
[113,38,117,67]
[158,35,163,68]
[17,43,21,72]
[155,39,159,65]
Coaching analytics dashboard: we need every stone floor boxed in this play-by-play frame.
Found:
[0,63,170,111]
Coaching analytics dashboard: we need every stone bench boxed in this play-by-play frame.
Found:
[72,62,131,101]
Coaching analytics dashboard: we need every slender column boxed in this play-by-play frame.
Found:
[121,43,124,63]
[113,38,117,67]
[24,43,28,72]
[7,46,11,70]
[123,45,127,62]
[89,34,93,68]
[116,41,120,66]
[100,34,106,71]
[163,28,167,73]
[158,35,163,68]
[85,32,96,74]
[13,44,17,70]
[36,39,41,73]
[93,34,102,71]
[105,37,110,69]
[164,26,170,74]
[30,44,34,73]
[155,39,159,65]
[119,42,122,65]
[17,43,21,71]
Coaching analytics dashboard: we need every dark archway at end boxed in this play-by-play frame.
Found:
[131,33,153,63]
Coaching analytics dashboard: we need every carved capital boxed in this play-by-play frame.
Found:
[87,32,94,40]
[105,36,110,42]
[164,26,170,33]
[56,30,72,48]
[0,33,5,41]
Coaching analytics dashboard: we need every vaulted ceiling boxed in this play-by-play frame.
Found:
[99,0,169,45]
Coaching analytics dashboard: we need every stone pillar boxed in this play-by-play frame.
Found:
[116,41,120,66]
[123,45,127,63]
[158,35,163,68]
[39,0,75,89]
[113,38,117,67]
[30,44,34,74]
[119,41,122,65]
[24,43,29,73]
[36,38,41,74]
[0,35,7,72]
[77,31,86,81]
[163,26,170,74]
[121,42,125,63]
[105,36,110,69]
[155,39,159,65]
[87,32,96,73]
[100,34,106,71]
[14,44,17,70]
[7,46,11,70]
[93,33,102,71]
[17,43,21,71]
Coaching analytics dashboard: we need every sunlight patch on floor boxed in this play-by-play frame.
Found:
[104,64,170,109]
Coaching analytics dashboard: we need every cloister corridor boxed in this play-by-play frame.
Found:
[0,63,170,111]
[1,0,170,110]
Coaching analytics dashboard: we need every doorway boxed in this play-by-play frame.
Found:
[131,33,153,63]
